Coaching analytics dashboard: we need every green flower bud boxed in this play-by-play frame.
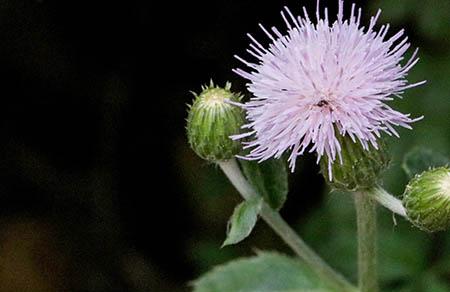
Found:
[320,134,390,192]
[403,167,450,232]
[187,81,245,162]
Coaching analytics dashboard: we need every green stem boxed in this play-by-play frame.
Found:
[354,191,379,292]
[219,159,356,292]
[369,186,407,217]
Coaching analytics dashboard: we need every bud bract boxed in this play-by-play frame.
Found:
[403,167,450,232]
[187,81,245,162]
[320,135,390,191]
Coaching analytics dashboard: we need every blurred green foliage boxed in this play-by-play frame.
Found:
[179,1,450,291]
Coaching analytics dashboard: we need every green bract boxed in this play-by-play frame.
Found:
[403,167,450,232]
[187,82,244,162]
[320,135,390,192]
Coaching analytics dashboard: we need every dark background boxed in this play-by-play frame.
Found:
[0,0,448,291]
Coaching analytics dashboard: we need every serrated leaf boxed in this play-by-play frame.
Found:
[402,147,450,178]
[222,199,262,247]
[192,252,339,292]
[239,159,288,210]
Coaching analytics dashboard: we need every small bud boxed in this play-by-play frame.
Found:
[403,167,450,232]
[187,81,245,162]
[320,135,390,191]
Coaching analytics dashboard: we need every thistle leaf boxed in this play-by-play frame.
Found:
[222,199,262,247]
[402,147,450,178]
[239,159,288,210]
[192,252,339,292]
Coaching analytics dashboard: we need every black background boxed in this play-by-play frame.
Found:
[0,0,366,291]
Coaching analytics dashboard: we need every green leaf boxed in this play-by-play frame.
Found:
[222,199,262,247]
[192,252,338,292]
[239,158,288,210]
[402,147,450,178]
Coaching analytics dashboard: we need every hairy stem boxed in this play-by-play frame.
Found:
[219,159,356,292]
[354,191,378,292]
[369,186,407,217]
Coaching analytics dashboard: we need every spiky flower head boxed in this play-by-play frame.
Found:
[232,0,425,179]
[403,167,450,232]
[187,81,245,162]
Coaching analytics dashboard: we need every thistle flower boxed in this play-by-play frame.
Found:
[232,0,425,179]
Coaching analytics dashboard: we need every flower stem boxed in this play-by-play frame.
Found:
[354,191,379,292]
[219,159,356,292]
[369,186,407,217]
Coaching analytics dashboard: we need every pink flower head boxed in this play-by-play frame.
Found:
[232,0,425,179]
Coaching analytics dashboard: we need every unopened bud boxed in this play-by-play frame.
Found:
[403,167,450,232]
[187,81,245,162]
